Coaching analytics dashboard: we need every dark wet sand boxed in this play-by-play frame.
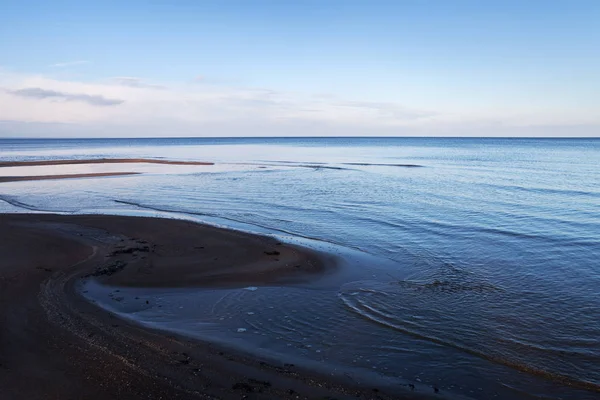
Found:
[0,172,140,183]
[0,214,429,400]
[0,158,214,167]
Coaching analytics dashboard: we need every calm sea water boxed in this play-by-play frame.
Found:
[1,137,599,399]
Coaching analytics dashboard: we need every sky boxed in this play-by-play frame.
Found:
[0,0,599,137]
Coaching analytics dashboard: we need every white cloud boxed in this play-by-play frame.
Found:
[7,87,124,106]
[109,77,166,90]
[0,70,597,137]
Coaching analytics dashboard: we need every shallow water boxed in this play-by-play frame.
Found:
[1,137,599,399]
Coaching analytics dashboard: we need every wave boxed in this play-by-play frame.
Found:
[0,195,43,211]
[395,278,502,294]
[246,161,352,170]
[342,162,423,168]
[417,218,599,247]
[254,160,424,169]
[289,164,349,170]
[112,199,363,252]
[477,181,600,199]
[340,288,600,392]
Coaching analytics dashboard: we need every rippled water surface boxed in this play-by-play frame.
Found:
[1,137,599,399]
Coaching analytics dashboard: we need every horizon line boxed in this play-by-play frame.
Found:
[0,136,598,140]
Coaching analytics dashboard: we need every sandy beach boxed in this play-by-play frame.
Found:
[0,213,428,400]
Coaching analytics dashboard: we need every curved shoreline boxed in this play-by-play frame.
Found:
[0,213,429,399]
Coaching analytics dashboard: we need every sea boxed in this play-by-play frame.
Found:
[1,137,599,399]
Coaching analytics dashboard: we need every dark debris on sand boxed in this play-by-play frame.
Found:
[88,260,127,277]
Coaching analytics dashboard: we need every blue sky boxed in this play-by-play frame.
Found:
[1,0,599,137]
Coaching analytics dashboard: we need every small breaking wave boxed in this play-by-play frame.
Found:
[0,195,43,212]
[342,162,423,168]
[112,199,362,252]
[395,278,502,294]
[339,279,600,392]
[246,161,352,171]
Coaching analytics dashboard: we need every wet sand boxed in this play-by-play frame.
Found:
[0,158,214,167]
[0,158,214,183]
[0,172,140,183]
[0,213,428,399]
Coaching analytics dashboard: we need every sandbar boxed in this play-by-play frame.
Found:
[0,172,140,183]
[0,158,214,167]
